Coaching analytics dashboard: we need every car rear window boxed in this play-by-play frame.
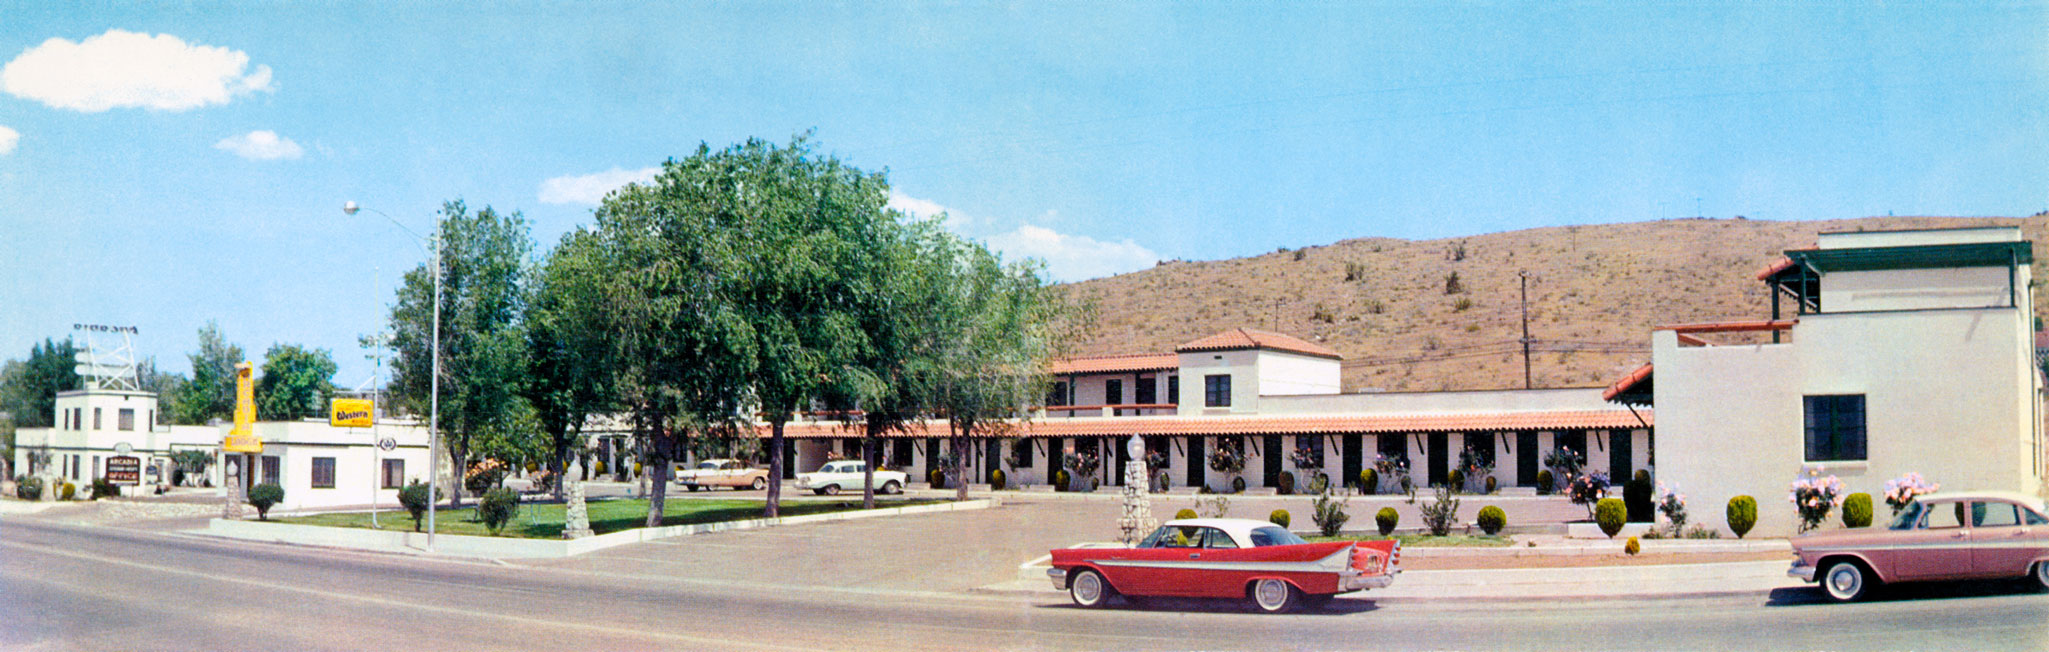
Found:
[1249,526,1307,547]
[1973,502,2020,528]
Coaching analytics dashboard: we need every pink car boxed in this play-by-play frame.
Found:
[1789,491,2049,601]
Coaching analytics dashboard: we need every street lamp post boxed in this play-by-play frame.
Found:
[344,201,443,552]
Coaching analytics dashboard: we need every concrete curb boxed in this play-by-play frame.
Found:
[195,498,1000,559]
[981,559,1805,602]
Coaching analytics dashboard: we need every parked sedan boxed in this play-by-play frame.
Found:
[1790,491,2049,602]
[1048,518,1401,613]
[795,460,906,496]
[675,458,770,492]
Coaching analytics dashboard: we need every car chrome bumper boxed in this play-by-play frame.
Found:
[1340,570,1398,591]
[1046,568,1068,591]
[1787,562,1815,582]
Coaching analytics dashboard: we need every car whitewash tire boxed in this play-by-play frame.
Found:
[883,480,901,495]
[751,477,767,491]
[2034,561,2049,592]
[1822,560,1871,602]
[823,484,841,496]
[1250,578,1302,613]
[1069,569,1112,608]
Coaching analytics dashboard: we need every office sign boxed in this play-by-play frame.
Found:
[224,362,263,453]
[330,398,374,428]
[106,455,141,485]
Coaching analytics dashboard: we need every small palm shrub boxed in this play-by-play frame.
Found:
[1419,485,1462,536]
[1476,505,1506,535]
[1269,509,1291,528]
[1311,483,1350,536]
[1843,492,1873,528]
[1175,508,1198,521]
[247,483,285,520]
[1595,498,1626,538]
[990,469,1007,491]
[1375,507,1399,535]
[1536,469,1554,495]
[1359,468,1378,495]
[1727,495,1757,539]
[91,477,120,500]
[478,487,521,536]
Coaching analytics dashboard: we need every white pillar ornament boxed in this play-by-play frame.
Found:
[1117,435,1156,544]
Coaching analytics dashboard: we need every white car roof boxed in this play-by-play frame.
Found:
[1916,491,2047,512]
[1161,518,1283,544]
[698,458,739,464]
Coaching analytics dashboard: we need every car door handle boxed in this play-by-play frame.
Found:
[1950,532,1967,539]
[1188,553,1200,559]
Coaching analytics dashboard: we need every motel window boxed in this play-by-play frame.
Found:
[1803,395,1867,462]
[74,408,83,430]
[1105,379,1123,405]
[118,408,135,431]
[382,459,406,489]
[1462,433,1496,469]
[1298,435,1325,468]
[1136,376,1157,405]
[1047,382,1069,407]
[1012,439,1034,468]
[1204,375,1232,408]
[61,409,69,430]
[311,457,336,488]
[93,407,102,430]
[260,456,281,486]
[1167,376,1179,404]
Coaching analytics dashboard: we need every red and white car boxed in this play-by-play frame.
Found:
[675,459,770,492]
[1790,490,2049,602]
[1048,518,1400,613]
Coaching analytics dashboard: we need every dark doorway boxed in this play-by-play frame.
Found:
[1427,433,1449,486]
[1342,434,1362,488]
[1517,432,1539,486]
[1556,430,1587,468]
[926,438,941,474]
[784,439,798,479]
[1113,436,1130,486]
[1263,435,1283,487]
[987,439,1002,484]
[893,439,914,469]
[1047,437,1063,475]
[1187,437,1205,489]
[1609,429,1632,480]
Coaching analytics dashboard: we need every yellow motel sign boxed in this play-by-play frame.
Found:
[223,361,262,453]
[330,398,374,428]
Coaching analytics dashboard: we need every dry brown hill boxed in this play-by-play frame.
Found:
[1060,215,2049,393]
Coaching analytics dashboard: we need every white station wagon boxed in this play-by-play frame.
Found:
[796,461,906,496]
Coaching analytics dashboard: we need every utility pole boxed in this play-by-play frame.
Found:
[1519,270,1532,389]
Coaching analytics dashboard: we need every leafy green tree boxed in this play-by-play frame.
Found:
[521,230,618,500]
[821,217,949,510]
[386,200,537,507]
[170,322,243,425]
[0,338,79,428]
[255,344,337,421]
[136,357,186,425]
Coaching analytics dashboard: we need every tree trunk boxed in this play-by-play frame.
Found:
[446,436,468,508]
[861,423,877,510]
[644,413,671,528]
[951,419,971,502]
[765,419,786,518]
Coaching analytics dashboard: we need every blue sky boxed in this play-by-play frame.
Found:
[1,2,2045,388]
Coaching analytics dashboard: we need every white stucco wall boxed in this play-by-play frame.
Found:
[1256,350,1341,396]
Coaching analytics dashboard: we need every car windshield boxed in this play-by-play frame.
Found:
[1139,525,1204,548]
[696,462,719,470]
[1888,501,1923,530]
[1248,526,1307,547]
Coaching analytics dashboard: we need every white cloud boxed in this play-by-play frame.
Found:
[0,125,16,155]
[984,224,1160,283]
[214,130,302,160]
[2,29,274,112]
[539,166,660,205]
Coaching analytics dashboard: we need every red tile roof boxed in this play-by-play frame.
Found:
[1601,363,1653,402]
[1756,257,1795,281]
[1175,328,1341,360]
[758,410,1650,439]
[1049,353,1180,375]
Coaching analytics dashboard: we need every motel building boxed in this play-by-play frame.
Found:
[1631,226,2047,537]
[772,328,1655,495]
[12,388,436,512]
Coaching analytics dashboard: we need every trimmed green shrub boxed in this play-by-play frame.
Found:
[1843,492,1873,528]
[1624,536,1641,556]
[399,480,435,532]
[1447,469,1465,493]
[1623,475,1654,523]
[90,476,119,500]
[478,487,521,536]
[1727,495,1757,539]
[1633,469,1651,484]
[1278,471,1296,495]
[928,468,946,489]
[1536,469,1554,495]
[1476,505,1506,535]
[1359,468,1378,495]
[59,481,76,501]
[1595,498,1626,538]
[990,469,1007,491]
[1375,507,1399,535]
[247,483,284,520]
[14,475,43,500]
[1175,508,1198,521]
[1230,477,1246,494]
[1052,469,1070,492]
[1269,509,1291,528]
[1484,476,1497,494]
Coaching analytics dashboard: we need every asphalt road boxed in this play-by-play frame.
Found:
[6,514,2049,651]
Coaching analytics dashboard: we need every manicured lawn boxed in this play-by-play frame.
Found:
[1307,533,1516,547]
[275,497,944,539]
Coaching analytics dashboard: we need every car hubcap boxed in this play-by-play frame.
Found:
[1256,580,1287,609]
[1828,566,1860,598]
[1074,573,1101,604]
